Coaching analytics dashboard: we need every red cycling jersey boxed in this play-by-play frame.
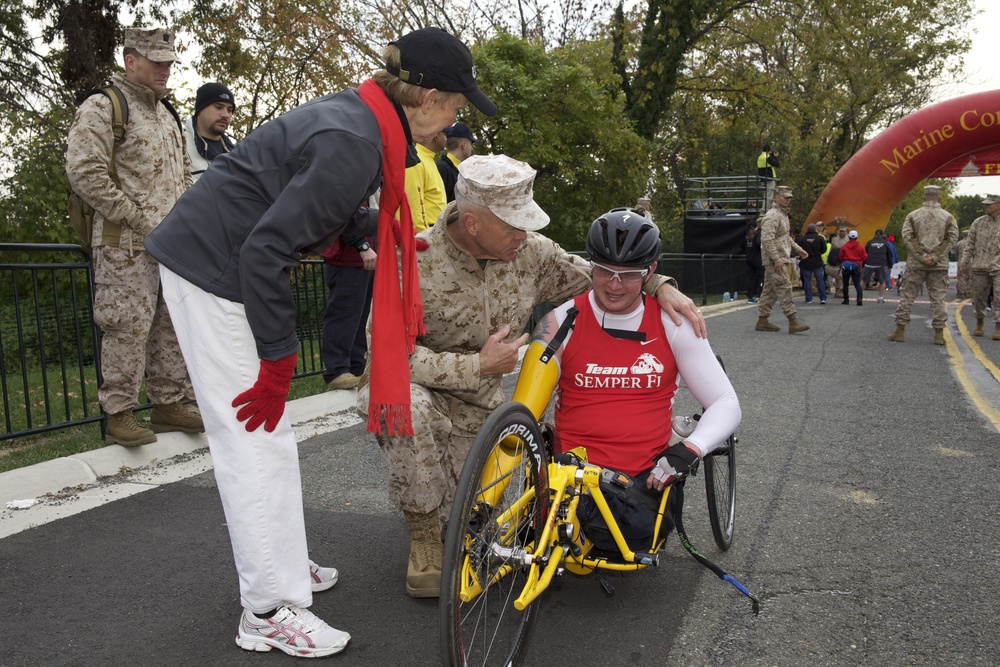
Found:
[554,293,677,475]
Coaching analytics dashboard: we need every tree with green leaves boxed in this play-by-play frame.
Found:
[467,34,651,248]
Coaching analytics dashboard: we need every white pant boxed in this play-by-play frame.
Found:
[160,266,312,613]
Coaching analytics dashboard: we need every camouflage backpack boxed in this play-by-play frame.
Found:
[66,83,181,254]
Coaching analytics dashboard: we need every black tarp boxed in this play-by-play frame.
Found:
[681,212,755,296]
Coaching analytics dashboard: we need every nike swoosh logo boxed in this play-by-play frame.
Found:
[640,338,659,345]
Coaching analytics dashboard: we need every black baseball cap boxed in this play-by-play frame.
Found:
[387,27,497,117]
[444,122,477,143]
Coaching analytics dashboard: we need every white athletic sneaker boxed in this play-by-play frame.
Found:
[236,605,350,657]
[309,560,339,592]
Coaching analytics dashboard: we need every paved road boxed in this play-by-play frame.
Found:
[3,288,1000,666]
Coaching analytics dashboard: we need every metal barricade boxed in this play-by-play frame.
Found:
[0,244,103,440]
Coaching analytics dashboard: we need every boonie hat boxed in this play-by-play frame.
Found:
[982,194,1000,205]
[124,27,177,63]
[456,155,549,231]
[775,185,793,198]
[195,82,236,116]
[387,27,497,117]
[848,230,858,239]
[924,185,942,196]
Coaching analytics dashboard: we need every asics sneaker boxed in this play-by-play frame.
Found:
[309,560,339,592]
[236,605,350,657]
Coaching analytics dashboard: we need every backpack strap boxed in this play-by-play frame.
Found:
[80,83,128,247]
[159,96,184,136]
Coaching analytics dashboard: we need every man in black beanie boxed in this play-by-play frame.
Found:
[187,81,236,181]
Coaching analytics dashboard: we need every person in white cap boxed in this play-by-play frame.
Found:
[958,194,1000,338]
[838,229,868,305]
[888,184,958,345]
[357,153,706,599]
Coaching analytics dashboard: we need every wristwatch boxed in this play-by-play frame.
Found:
[355,241,371,253]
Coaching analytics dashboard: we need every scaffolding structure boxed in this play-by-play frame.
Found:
[682,175,773,219]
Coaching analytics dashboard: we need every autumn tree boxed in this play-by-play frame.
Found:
[468,34,650,249]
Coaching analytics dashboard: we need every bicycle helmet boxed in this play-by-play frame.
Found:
[586,207,662,266]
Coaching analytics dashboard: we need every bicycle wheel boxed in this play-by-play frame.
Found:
[440,402,549,667]
[704,431,736,550]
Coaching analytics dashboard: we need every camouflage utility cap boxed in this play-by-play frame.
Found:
[456,154,549,231]
[124,27,177,63]
[982,194,1000,205]
[775,185,793,198]
[924,185,942,196]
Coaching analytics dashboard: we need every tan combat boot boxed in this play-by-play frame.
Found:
[326,373,360,391]
[755,317,780,332]
[105,411,157,447]
[974,319,985,337]
[403,511,443,598]
[887,325,905,342]
[934,328,945,346]
[787,315,809,334]
[150,402,205,434]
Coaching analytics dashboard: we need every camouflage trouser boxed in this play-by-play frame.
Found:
[894,266,949,329]
[825,265,841,295]
[92,246,190,413]
[758,261,796,319]
[358,383,477,526]
[956,271,972,299]
[970,272,1000,323]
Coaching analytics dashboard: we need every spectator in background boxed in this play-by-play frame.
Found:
[839,230,867,305]
[742,217,764,303]
[863,229,892,303]
[826,226,848,298]
[436,122,476,202]
[320,201,378,390]
[958,194,1000,338]
[187,82,236,182]
[406,130,448,230]
[65,27,203,447]
[757,144,780,179]
[757,144,780,202]
[885,232,899,289]
[796,223,827,304]
[635,196,654,222]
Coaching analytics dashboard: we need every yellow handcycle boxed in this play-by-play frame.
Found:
[440,342,756,666]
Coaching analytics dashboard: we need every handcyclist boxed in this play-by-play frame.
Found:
[522,208,741,548]
[356,155,706,598]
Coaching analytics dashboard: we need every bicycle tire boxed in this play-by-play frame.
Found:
[704,431,736,550]
[440,402,549,667]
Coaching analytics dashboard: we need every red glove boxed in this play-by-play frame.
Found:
[231,353,298,432]
[392,218,429,251]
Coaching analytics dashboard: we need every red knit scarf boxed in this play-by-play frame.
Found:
[358,79,426,436]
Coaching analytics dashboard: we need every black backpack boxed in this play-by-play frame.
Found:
[827,244,841,266]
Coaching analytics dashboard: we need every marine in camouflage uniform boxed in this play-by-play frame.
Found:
[356,155,698,598]
[888,185,959,345]
[756,186,809,333]
[65,28,201,445]
[958,195,1000,338]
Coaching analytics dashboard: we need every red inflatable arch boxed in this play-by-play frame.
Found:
[805,89,1000,238]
